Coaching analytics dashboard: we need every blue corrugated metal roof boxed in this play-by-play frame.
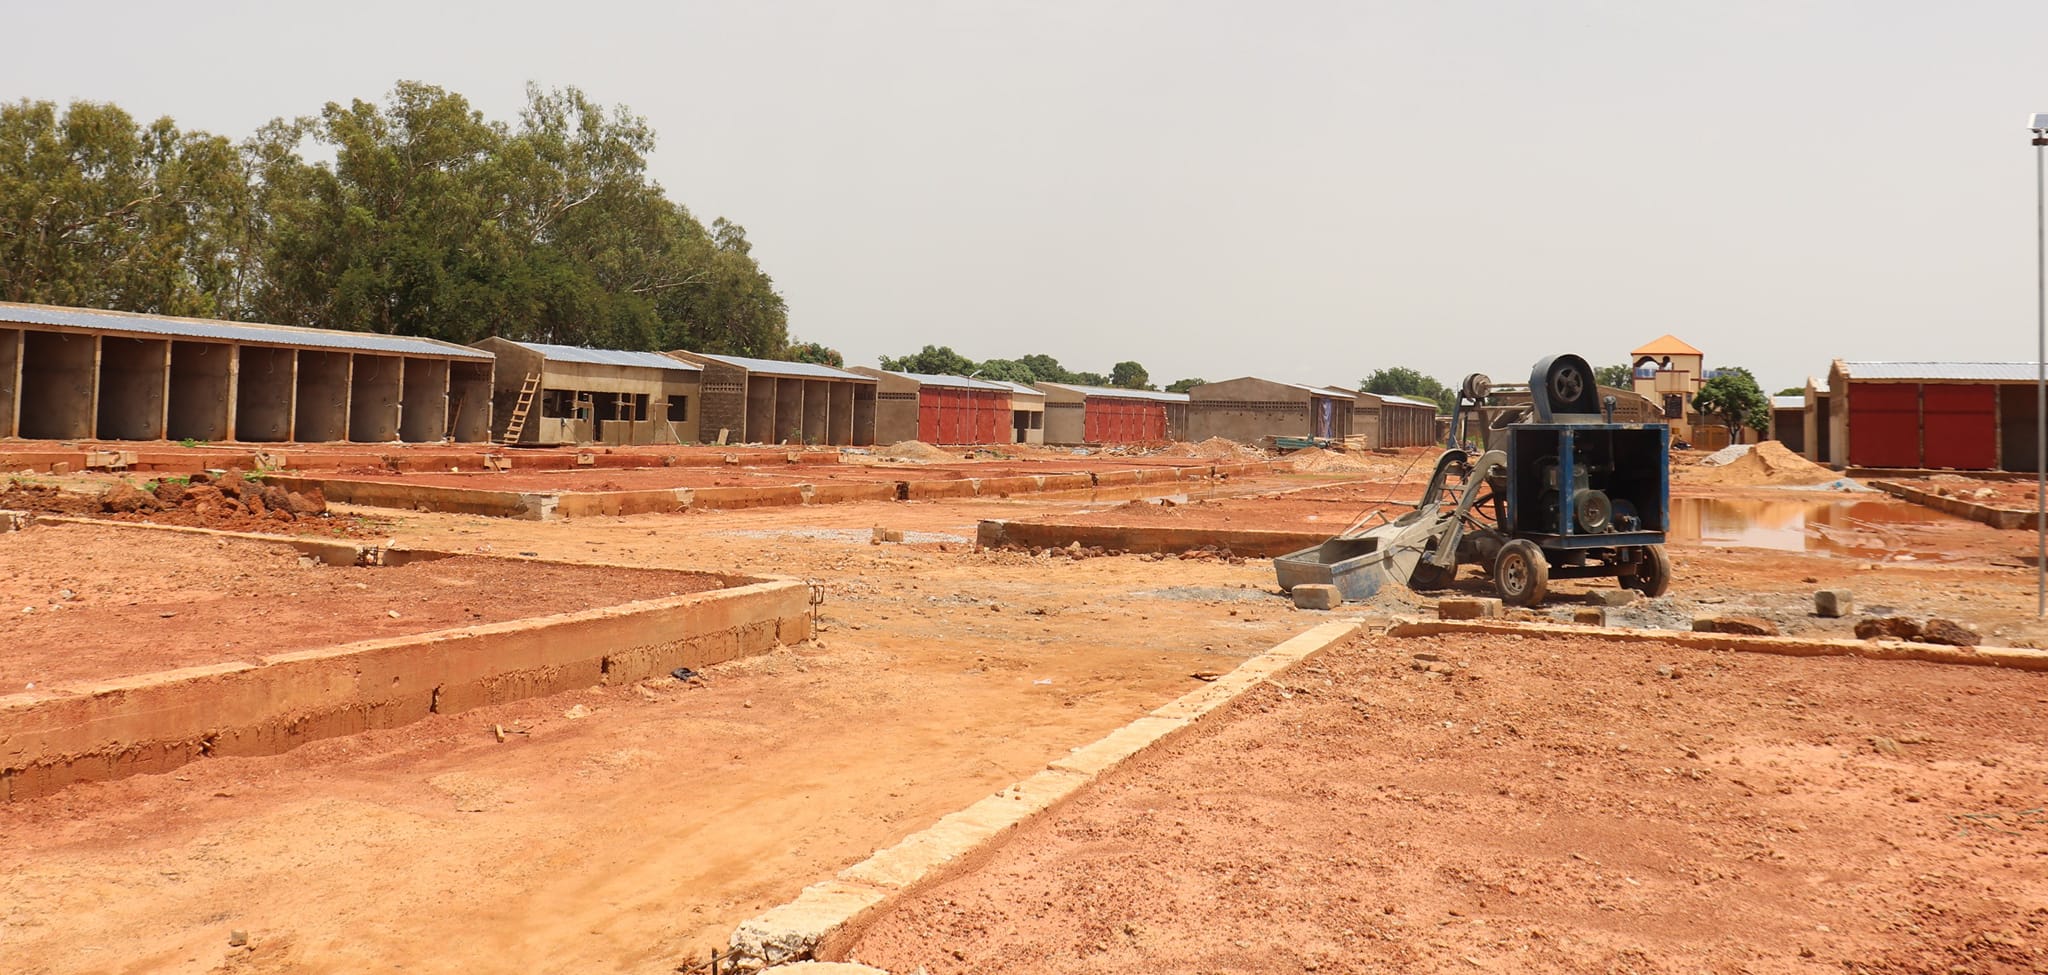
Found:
[509,341,699,372]
[1036,382,1190,403]
[1839,361,2038,382]
[691,352,876,381]
[0,301,493,360]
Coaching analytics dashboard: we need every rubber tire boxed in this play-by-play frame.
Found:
[1623,544,1673,597]
[1494,539,1549,606]
[1410,561,1456,590]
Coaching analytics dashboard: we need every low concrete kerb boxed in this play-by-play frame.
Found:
[723,618,1364,972]
[1387,617,2048,671]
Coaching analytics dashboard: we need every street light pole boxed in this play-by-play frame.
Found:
[2034,114,2048,617]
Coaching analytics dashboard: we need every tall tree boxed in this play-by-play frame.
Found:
[1595,363,1634,389]
[975,358,1037,384]
[1360,366,1456,413]
[0,99,249,315]
[878,344,977,375]
[1109,360,1153,390]
[1165,377,1206,393]
[1693,367,1770,440]
[784,340,843,367]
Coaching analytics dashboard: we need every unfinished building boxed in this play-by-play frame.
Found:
[0,301,493,443]
[1035,383,1188,445]
[1367,393,1439,448]
[667,352,876,446]
[997,381,1046,444]
[1183,378,1358,444]
[472,339,702,446]
[1768,395,1807,454]
[1819,360,2037,471]
[847,369,1013,444]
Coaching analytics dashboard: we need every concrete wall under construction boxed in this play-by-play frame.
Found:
[351,354,403,442]
[399,358,450,443]
[773,379,803,444]
[744,376,776,444]
[166,341,232,443]
[448,360,493,443]
[0,329,19,437]
[802,380,829,444]
[19,331,96,440]
[295,351,351,442]
[853,385,876,446]
[95,337,169,441]
[234,346,296,442]
[828,382,854,445]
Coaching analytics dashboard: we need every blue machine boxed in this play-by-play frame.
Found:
[1274,352,1673,606]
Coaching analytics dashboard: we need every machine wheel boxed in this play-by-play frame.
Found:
[1622,544,1673,597]
[1494,540,1549,606]
[1410,561,1457,590]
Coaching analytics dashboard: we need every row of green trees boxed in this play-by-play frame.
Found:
[0,84,812,357]
[874,345,1177,391]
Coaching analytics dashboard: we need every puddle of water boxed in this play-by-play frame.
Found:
[1668,496,1958,561]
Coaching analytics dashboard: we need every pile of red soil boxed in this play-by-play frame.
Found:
[105,469,329,524]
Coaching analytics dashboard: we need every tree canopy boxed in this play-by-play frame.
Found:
[785,340,843,367]
[1,84,796,357]
[1109,361,1153,390]
[877,344,977,375]
[872,348,1143,388]
[1165,377,1206,393]
[1595,364,1635,389]
[1360,366,1456,413]
[1694,367,1771,436]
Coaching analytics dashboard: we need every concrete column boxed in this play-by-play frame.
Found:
[294,351,352,442]
[19,330,100,440]
[349,354,403,442]
[166,340,233,442]
[94,337,171,440]
[232,345,296,442]
[399,357,451,443]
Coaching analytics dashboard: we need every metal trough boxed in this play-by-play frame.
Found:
[1274,536,1399,603]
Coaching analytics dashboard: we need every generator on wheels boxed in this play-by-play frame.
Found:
[1274,352,1672,606]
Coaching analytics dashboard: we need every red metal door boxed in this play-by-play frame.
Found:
[1922,383,1996,470]
[1846,383,1921,468]
[918,390,939,443]
[974,391,1000,443]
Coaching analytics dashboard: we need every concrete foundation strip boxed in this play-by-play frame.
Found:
[1869,479,2039,531]
[725,619,1365,972]
[1386,617,2048,670]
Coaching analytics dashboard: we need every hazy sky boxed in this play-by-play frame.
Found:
[6,1,2047,393]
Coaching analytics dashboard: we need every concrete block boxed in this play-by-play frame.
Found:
[870,527,905,544]
[1692,615,1780,636]
[1438,597,1502,621]
[1585,589,1639,608]
[1572,607,1607,627]
[728,880,889,969]
[1291,584,1342,610]
[1049,715,1190,778]
[1814,589,1853,618]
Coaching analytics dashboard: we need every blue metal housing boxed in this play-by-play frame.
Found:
[1504,422,1670,551]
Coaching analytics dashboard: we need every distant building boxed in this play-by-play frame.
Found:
[1183,377,1358,444]
[846,368,1014,445]
[1627,334,1717,446]
[1818,360,2037,471]
[666,351,877,446]
[1033,382,1187,445]
[472,338,700,446]
[1768,395,1806,454]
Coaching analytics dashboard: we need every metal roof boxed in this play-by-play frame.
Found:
[993,380,1045,399]
[1036,382,1190,403]
[887,370,1011,391]
[692,352,875,381]
[1772,395,1806,409]
[1837,361,2038,382]
[508,341,699,372]
[1376,394,1441,410]
[0,301,493,360]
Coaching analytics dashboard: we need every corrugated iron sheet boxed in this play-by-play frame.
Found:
[694,353,876,381]
[1036,382,1190,404]
[0,301,493,360]
[1840,361,2038,382]
[1376,394,1441,410]
[889,370,1011,391]
[511,341,699,372]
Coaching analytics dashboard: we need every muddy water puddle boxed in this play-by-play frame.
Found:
[1669,496,1960,561]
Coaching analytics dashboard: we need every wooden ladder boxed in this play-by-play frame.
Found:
[500,372,541,444]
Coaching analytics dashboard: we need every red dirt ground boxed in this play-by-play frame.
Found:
[1890,474,2037,511]
[841,631,2048,975]
[0,522,724,687]
[305,460,1240,493]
